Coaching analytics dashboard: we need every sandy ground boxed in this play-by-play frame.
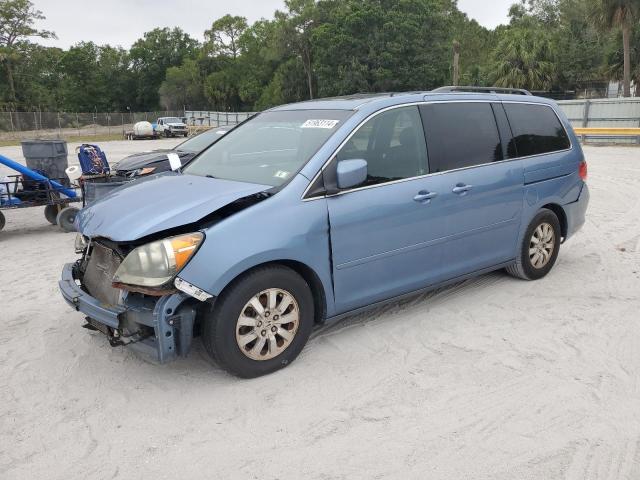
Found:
[1,141,640,480]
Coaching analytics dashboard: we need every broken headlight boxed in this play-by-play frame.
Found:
[75,233,88,253]
[112,233,203,289]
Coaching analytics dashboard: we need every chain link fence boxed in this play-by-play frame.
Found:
[0,110,185,141]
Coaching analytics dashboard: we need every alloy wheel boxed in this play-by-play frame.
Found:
[529,222,555,269]
[235,288,300,361]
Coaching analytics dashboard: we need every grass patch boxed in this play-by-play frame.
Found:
[0,133,125,147]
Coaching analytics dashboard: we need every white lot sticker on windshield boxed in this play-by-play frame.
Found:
[301,119,340,129]
[274,171,290,179]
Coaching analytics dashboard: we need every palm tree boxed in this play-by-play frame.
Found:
[591,0,640,97]
[491,27,555,90]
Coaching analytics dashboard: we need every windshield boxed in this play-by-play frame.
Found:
[184,110,352,187]
[176,128,227,153]
[163,117,183,124]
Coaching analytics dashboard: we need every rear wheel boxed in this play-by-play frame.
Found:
[506,208,561,280]
[203,265,314,378]
[0,211,5,231]
[56,206,79,232]
[44,204,59,225]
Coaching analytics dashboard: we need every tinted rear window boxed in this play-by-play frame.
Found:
[420,103,502,173]
[503,103,570,157]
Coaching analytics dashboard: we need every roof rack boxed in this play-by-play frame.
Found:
[432,86,532,96]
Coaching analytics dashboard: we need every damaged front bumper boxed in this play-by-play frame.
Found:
[59,263,198,363]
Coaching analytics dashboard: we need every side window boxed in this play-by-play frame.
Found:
[420,102,503,173]
[503,103,571,157]
[336,106,427,188]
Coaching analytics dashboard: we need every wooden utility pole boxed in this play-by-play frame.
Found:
[452,40,460,86]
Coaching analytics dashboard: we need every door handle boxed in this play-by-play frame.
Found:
[414,191,438,203]
[452,183,473,195]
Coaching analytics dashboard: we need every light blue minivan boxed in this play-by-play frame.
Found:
[59,87,589,377]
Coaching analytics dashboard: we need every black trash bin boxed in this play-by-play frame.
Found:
[21,139,69,181]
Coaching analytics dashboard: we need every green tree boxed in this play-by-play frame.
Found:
[590,0,640,96]
[130,27,198,109]
[491,28,555,90]
[204,15,248,59]
[312,0,454,97]
[451,12,494,86]
[96,45,136,111]
[490,5,556,90]
[10,44,63,110]
[205,66,243,110]
[159,58,205,110]
[554,0,604,91]
[0,0,55,110]
[236,20,282,107]
[202,16,248,110]
[275,0,317,99]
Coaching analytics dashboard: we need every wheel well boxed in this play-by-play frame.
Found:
[541,203,567,239]
[220,260,328,324]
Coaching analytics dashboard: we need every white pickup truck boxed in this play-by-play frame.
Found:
[155,117,188,138]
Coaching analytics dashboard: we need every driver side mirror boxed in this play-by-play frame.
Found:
[336,159,368,190]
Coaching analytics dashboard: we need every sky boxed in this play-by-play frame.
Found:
[32,0,513,49]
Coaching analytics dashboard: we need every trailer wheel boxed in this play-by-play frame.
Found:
[44,204,59,225]
[0,211,5,231]
[56,206,79,232]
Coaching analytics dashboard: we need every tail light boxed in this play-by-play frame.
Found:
[578,160,588,181]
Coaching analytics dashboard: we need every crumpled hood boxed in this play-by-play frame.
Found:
[78,172,270,241]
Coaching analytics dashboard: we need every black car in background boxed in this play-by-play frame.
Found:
[115,127,229,177]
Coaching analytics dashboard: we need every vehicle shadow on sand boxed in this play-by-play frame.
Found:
[104,271,512,381]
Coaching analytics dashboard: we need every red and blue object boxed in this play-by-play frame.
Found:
[77,144,110,175]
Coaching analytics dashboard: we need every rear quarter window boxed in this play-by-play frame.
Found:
[503,103,571,157]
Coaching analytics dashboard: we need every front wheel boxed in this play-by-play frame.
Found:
[202,265,314,378]
[56,206,79,232]
[506,208,561,280]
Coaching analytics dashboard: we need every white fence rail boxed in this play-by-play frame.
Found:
[184,111,257,127]
[557,98,640,144]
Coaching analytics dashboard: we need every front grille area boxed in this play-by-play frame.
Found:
[83,243,123,306]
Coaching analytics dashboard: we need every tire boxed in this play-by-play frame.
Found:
[44,204,59,225]
[0,211,5,231]
[56,206,80,232]
[506,208,561,280]
[165,130,172,138]
[203,265,314,378]
[184,133,188,138]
